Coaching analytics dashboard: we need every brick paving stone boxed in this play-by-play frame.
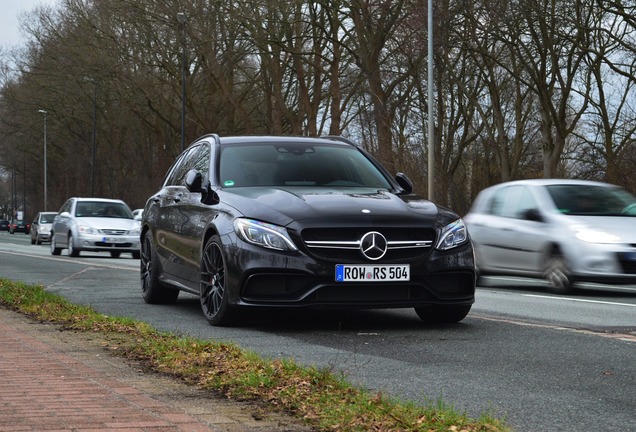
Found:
[0,308,314,432]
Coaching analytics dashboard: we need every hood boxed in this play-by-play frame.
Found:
[78,217,140,230]
[218,187,443,227]
[566,215,636,242]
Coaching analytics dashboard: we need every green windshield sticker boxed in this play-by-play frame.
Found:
[224,180,235,187]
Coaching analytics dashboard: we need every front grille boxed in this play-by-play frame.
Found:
[240,272,474,304]
[100,229,128,235]
[95,242,133,248]
[300,227,436,263]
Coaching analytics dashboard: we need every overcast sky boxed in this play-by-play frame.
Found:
[0,0,60,49]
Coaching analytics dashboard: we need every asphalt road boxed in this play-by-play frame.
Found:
[1,231,635,432]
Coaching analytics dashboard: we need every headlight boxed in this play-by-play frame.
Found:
[234,219,297,251]
[129,226,141,236]
[575,227,620,244]
[436,219,468,251]
[40,226,50,234]
[77,224,98,235]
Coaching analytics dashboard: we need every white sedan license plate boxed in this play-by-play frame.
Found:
[103,236,125,243]
[335,264,410,282]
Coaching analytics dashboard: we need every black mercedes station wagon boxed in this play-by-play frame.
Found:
[140,135,475,326]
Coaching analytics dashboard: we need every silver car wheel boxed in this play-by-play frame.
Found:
[544,255,572,294]
[67,233,80,257]
[50,233,61,255]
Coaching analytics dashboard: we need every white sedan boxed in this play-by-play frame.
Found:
[50,197,141,259]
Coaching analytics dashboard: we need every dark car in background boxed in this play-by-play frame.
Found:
[140,134,475,326]
[465,179,636,293]
[31,211,57,244]
[0,220,9,231]
[9,220,30,234]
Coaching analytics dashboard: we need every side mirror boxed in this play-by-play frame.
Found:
[60,211,71,218]
[395,172,413,194]
[523,208,544,222]
[185,169,204,193]
[185,169,219,205]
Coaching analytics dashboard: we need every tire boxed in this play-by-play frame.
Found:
[414,305,472,324]
[140,231,179,304]
[50,233,62,255]
[67,233,80,257]
[110,251,121,258]
[544,254,572,294]
[200,235,238,326]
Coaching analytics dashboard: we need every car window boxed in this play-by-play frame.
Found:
[218,143,392,189]
[512,186,538,218]
[547,184,636,216]
[164,144,202,187]
[485,185,537,219]
[40,213,56,223]
[487,186,516,217]
[60,200,72,214]
[74,202,132,218]
[192,143,210,176]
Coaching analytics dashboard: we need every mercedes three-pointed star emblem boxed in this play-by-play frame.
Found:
[360,231,388,260]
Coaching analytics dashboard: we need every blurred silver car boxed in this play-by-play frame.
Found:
[50,197,141,258]
[464,179,636,293]
[30,211,57,244]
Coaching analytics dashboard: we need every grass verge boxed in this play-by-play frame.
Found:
[0,279,509,432]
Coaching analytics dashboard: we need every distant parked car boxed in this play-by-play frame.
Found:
[141,134,475,326]
[465,179,636,293]
[0,219,9,231]
[31,211,57,244]
[50,197,141,258]
[9,220,30,234]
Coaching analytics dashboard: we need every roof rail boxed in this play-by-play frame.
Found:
[191,133,221,146]
[324,135,358,146]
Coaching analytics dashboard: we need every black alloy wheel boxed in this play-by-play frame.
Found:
[140,231,179,304]
[200,235,237,326]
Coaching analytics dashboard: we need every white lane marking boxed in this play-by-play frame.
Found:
[523,294,636,308]
[0,250,137,271]
[475,314,636,343]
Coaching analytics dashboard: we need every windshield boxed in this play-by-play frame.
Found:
[219,143,393,189]
[40,213,56,223]
[74,202,133,219]
[547,184,636,216]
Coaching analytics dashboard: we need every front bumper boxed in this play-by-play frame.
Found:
[226,240,476,309]
[75,233,140,252]
[564,242,636,285]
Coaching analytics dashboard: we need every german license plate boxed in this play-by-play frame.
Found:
[622,251,636,260]
[103,237,125,243]
[335,264,410,282]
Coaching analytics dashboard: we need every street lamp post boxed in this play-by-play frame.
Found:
[177,11,187,153]
[427,0,435,201]
[84,77,97,197]
[90,81,97,197]
[38,109,48,211]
